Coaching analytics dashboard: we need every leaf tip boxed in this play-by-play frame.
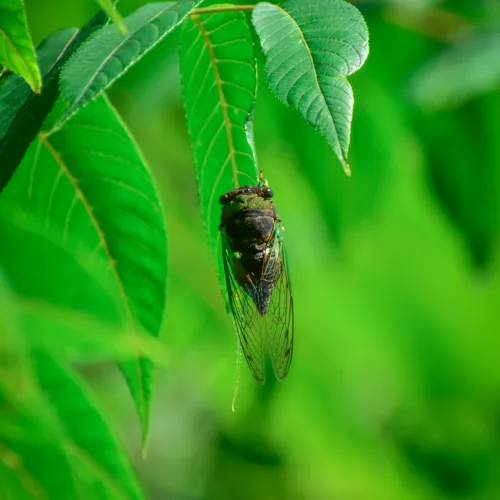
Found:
[343,160,351,177]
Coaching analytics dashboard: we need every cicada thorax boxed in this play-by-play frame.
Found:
[220,192,281,315]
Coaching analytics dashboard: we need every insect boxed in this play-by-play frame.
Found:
[219,174,294,383]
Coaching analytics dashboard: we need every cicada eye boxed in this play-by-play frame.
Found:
[219,194,231,205]
[262,187,274,199]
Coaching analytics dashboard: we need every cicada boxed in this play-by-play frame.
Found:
[219,176,294,383]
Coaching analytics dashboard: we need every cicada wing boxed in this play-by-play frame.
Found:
[221,231,266,383]
[261,227,294,381]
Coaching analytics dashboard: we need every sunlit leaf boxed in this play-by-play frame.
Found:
[57,0,203,128]
[411,31,500,109]
[180,9,258,265]
[0,9,109,194]
[3,94,168,448]
[252,0,369,174]
[0,0,41,92]
[33,353,144,500]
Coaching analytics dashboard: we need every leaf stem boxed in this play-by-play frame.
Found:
[191,5,255,15]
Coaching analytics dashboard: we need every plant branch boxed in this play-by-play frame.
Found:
[191,5,255,16]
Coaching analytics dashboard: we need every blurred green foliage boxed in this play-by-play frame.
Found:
[19,0,500,498]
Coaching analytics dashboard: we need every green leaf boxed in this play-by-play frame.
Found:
[410,31,500,109]
[0,384,79,499]
[252,0,369,174]
[33,353,144,500]
[3,94,168,449]
[0,29,77,193]
[0,267,30,388]
[57,0,203,128]
[0,271,78,500]
[0,0,41,92]
[0,269,143,498]
[0,203,127,326]
[180,9,258,261]
[18,301,168,366]
[0,9,109,194]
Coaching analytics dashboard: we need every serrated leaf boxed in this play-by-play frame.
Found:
[0,0,41,92]
[33,353,144,500]
[57,0,203,128]
[252,0,369,174]
[0,9,109,194]
[410,31,500,109]
[3,94,168,450]
[180,9,258,263]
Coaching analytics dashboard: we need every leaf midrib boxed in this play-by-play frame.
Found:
[192,14,239,188]
[38,133,147,418]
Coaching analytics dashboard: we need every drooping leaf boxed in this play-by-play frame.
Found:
[0,9,109,194]
[33,353,144,500]
[0,267,144,498]
[252,0,369,174]
[411,31,500,109]
[57,0,203,128]
[180,9,258,263]
[0,382,79,499]
[0,203,127,326]
[3,94,168,449]
[18,301,168,366]
[0,270,78,500]
[0,0,41,92]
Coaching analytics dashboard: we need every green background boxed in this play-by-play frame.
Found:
[23,0,500,498]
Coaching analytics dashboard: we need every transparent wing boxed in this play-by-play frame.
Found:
[221,232,266,383]
[262,229,294,381]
